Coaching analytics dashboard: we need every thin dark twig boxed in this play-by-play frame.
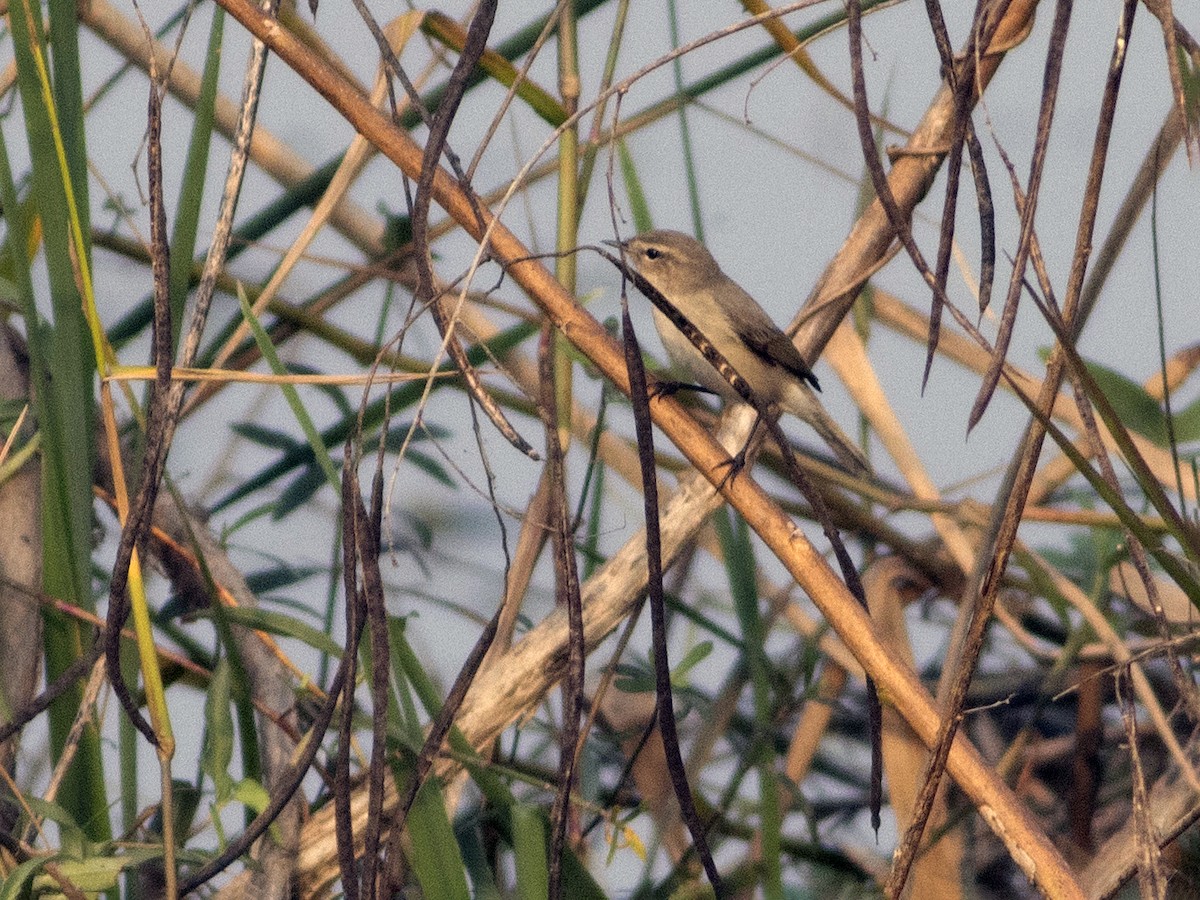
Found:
[357,467,390,899]
[0,643,103,746]
[542,326,585,900]
[920,0,999,352]
[334,457,362,900]
[347,0,434,131]
[763,419,883,830]
[431,297,540,459]
[105,63,175,746]
[619,295,722,894]
[1116,665,1169,895]
[577,606,654,843]
[1078,104,1185,330]
[1144,0,1195,163]
[408,0,494,287]
[348,0,491,198]
[968,0,1072,429]
[387,338,509,838]
[466,0,570,182]
[404,0,537,460]
[919,0,964,387]
[1003,81,1200,721]
[571,384,611,534]
[175,0,280,384]
[1021,241,1200,710]
[964,122,996,316]
[1149,146,1185,505]
[1061,0,1139,343]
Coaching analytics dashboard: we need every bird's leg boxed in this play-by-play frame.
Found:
[714,411,763,488]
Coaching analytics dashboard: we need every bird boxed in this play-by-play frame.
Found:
[606,229,870,476]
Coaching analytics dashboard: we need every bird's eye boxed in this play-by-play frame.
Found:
[645,248,662,260]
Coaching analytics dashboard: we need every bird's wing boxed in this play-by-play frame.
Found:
[731,290,821,391]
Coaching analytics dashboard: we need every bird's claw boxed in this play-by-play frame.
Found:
[714,446,748,489]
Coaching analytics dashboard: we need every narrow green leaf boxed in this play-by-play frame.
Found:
[714,508,782,898]
[1083,360,1171,446]
[405,779,471,900]
[455,819,503,900]
[389,618,515,809]
[617,139,653,234]
[205,605,343,658]
[231,777,271,816]
[244,565,323,595]
[169,7,225,347]
[22,797,86,859]
[230,422,304,451]
[7,0,105,834]
[236,286,341,492]
[202,658,235,802]
[275,464,333,520]
[1168,394,1200,444]
[0,857,47,900]
[29,849,165,899]
[672,641,714,682]
[512,804,549,900]
[209,320,537,513]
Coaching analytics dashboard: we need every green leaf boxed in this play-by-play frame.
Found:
[1170,394,1200,444]
[1083,360,1171,446]
[274,463,332,520]
[149,780,202,846]
[169,7,224,347]
[618,139,653,234]
[231,423,304,452]
[205,605,343,658]
[715,507,782,896]
[244,564,323,595]
[613,661,654,694]
[0,857,46,900]
[202,658,235,801]
[31,853,146,898]
[454,818,503,900]
[403,448,457,488]
[209,321,537,514]
[405,779,471,900]
[7,0,107,835]
[237,286,341,493]
[22,798,86,859]
[671,641,713,684]
[232,777,271,817]
[512,804,548,900]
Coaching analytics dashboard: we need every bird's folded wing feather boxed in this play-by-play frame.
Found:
[737,315,820,391]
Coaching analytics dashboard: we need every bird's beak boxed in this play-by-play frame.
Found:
[602,238,626,250]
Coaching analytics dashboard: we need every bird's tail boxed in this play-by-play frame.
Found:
[783,384,871,477]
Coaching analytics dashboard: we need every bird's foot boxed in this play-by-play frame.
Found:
[714,445,748,489]
[650,379,719,401]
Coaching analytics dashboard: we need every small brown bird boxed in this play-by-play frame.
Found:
[609,229,869,476]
